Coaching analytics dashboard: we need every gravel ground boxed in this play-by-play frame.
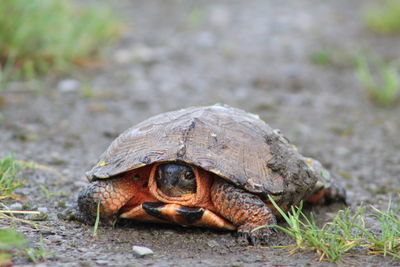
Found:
[1,0,400,266]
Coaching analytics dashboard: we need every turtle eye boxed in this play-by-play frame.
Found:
[184,171,195,180]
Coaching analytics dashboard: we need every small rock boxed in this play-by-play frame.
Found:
[210,5,231,27]
[79,261,91,267]
[131,44,160,64]
[38,207,48,213]
[114,49,133,64]
[207,240,219,248]
[57,79,81,93]
[77,247,89,253]
[335,146,350,156]
[82,252,97,258]
[163,230,175,235]
[196,32,216,47]
[49,153,66,165]
[96,260,110,265]
[9,202,23,210]
[46,234,63,243]
[132,245,153,257]
[38,228,54,235]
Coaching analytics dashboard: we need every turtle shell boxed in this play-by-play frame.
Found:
[86,104,318,204]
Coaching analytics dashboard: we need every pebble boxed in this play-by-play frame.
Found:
[9,202,23,210]
[38,207,48,213]
[210,5,231,27]
[335,146,350,156]
[114,49,133,64]
[82,252,97,258]
[196,32,216,47]
[114,44,164,65]
[132,245,154,257]
[96,260,110,265]
[207,240,219,248]
[163,230,175,235]
[57,79,81,93]
[132,44,162,64]
[46,234,63,243]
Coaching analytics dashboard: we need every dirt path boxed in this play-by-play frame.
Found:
[1,0,400,266]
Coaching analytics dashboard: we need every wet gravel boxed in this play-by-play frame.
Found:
[1,0,400,266]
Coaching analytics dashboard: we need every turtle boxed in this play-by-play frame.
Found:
[76,104,346,244]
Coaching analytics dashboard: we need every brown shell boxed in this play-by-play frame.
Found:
[86,104,318,203]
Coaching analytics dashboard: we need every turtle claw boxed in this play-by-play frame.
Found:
[237,224,275,246]
[250,236,258,246]
[237,231,250,244]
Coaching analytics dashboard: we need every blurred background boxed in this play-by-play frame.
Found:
[0,0,399,265]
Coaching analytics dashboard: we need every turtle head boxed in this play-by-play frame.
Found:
[155,162,197,197]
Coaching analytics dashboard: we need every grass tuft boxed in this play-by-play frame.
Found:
[39,185,56,199]
[364,0,400,35]
[266,196,400,262]
[310,50,333,66]
[25,236,51,263]
[0,229,27,251]
[0,155,24,200]
[355,55,400,107]
[0,0,120,83]
[0,155,68,201]
[186,7,206,29]
[363,201,400,258]
[0,229,27,266]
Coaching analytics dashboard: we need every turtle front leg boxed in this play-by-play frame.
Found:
[211,178,276,245]
[77,175,148,224]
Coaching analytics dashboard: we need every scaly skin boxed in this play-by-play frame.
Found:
[77,176,136,224]
[77,169,158,224]
[211,178,276,245]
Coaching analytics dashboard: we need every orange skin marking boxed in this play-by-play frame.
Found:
[305,189,326,205]
[100,163,217,216]
[147,163,217,210]
[192,208,235,229]
[116,165,158,213]
[120,205,165,223]
[210,178,275,234]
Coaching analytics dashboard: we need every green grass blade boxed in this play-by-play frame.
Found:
[93,201,101,238]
